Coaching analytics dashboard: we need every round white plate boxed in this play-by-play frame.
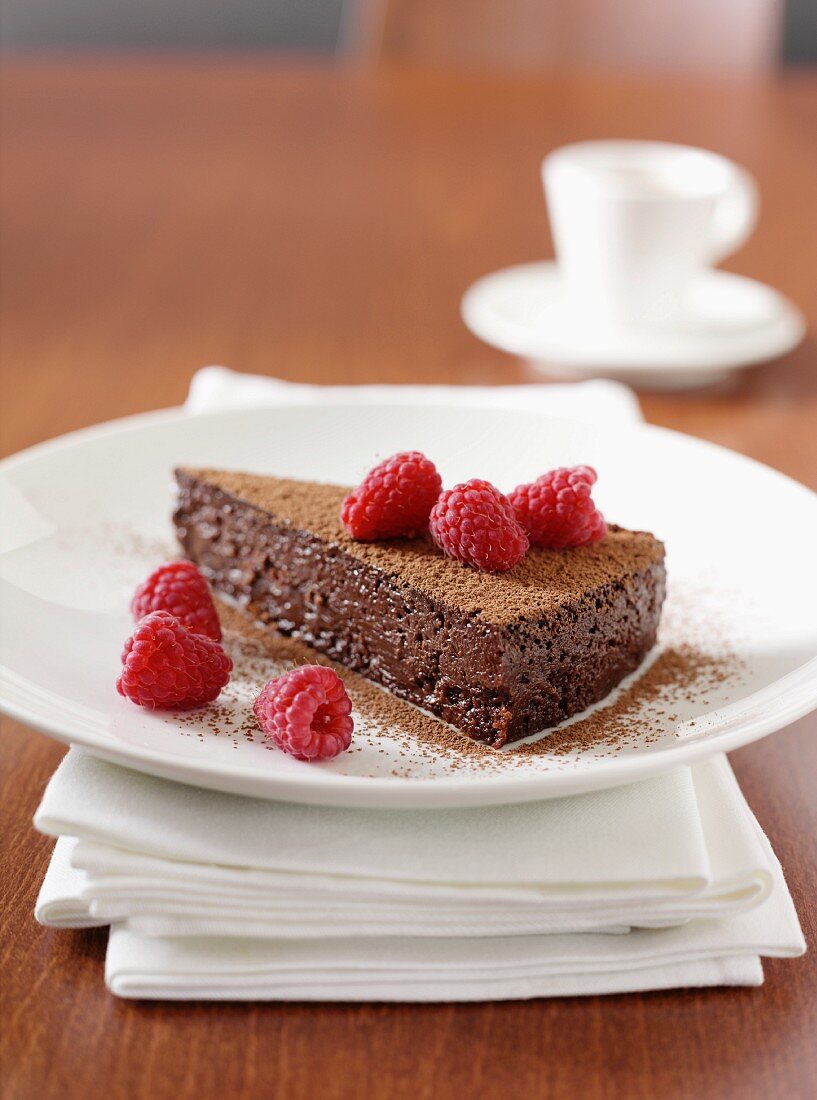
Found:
[462,262,805,389]
[2,403,816,808]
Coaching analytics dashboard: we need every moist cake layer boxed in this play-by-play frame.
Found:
[174,468,667,747]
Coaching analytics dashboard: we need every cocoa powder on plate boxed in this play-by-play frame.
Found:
[215,600,738,768]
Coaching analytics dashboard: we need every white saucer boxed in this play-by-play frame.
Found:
[462,262,805,389]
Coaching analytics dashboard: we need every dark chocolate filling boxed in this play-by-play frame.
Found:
[174,469,666,747]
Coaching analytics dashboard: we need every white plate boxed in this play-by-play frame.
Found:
[2,403,816,808]
[461,262,806,389]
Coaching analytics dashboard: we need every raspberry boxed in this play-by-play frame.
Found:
[509,465,607,550]
[131,560,222,641]
[254,666,354,761]
[117,611,232,710]
[429,478,529,573]
[341,451,442,540]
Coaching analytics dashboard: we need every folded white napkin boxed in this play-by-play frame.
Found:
[35,750,776,936]
[101,920,771,1001]
[185,365,643,424]
[35,750,804,998]
[31,370,805,999]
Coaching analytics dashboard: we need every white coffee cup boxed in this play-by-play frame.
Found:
[542,141,758,330]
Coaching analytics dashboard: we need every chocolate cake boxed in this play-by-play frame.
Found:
[174,468,666,747]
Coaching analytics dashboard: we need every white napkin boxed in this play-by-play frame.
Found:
[31,369,805,999]
[35,750,777,936]
[185,365,643,424]
[35,750,804,999]
[38,839,771,998]
[102,920,772,1001]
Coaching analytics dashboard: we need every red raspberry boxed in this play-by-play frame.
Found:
[509,465,607,550]
[341,451,442,540]
[131,560,222,641]
[429,479,529,573]
[254,666,353,761]
[117,611,232,710]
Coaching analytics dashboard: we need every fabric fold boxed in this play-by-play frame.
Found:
[34,750,805,999]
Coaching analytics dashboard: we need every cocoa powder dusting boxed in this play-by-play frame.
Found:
[112,511,745,776]
[515,644,734,758]
[212,602,488,763]
[178,469,664,626]
[209,594,742,774]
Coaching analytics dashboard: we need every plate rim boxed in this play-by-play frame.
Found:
[2,400,817,808]
[3,656,817,808]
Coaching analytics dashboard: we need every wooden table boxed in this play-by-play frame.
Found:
[1,60,816,1100]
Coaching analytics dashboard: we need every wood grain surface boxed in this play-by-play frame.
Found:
[1,60,816,1100]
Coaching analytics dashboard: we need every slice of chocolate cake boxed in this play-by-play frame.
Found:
[174,468,666,748]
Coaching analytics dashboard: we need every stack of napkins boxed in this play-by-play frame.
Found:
[31,372,805,999]
[35,749,803,1000]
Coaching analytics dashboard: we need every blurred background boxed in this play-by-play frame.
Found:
[1,0,816,474]
[1,0,815,66]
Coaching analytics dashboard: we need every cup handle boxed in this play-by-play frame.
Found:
[706,165,759,264]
